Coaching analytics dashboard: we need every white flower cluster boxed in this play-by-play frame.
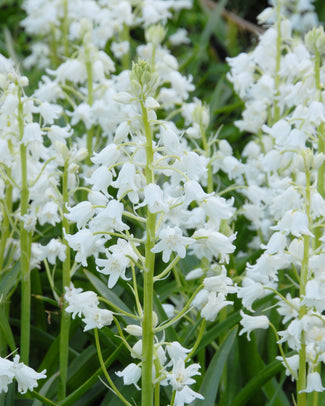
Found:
[0,355,46,394]
[64,284,113,331]
[258,0,318,33]
[117,340,203,406]
[21,0,192,69]
[228,2,325,393]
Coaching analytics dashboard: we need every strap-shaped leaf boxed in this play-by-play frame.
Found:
[193,326,237,406]
[231,359,284,406]
[0,306,16,352]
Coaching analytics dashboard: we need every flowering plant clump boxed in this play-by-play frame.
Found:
[1,0,325,405]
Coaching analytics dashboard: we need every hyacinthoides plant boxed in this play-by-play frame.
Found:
[3,0,325,404]
[227,0,325,405]
[0,1,239,405]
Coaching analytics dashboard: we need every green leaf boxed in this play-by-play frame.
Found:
[153,291,178,342]
[195,311,240,354]
[0,306,16,352]
[0,261,20,298]
[231,359,284,406]
[31,373,60,406]
[58,341,125,406]
[193,326,237,406]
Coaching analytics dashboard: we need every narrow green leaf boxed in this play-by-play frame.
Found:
[0,306,16,352]
[58,341,125,406]
[193,326,237,406]
[195,311,240,354]
[153,291,178,342]
[31,373,60,406]
[0,261,20,298]
[231,359,284,406]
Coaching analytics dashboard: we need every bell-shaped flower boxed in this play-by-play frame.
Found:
[116,363,142,389]
[151,226,195,263]
[271,210,313,237]
[300,371,325,393]
[12,355,46,394]
[64,229,105,266]
[138,183,169,213]
[112,162,140,204]
[65,201,94,229]
[89,200,129,233]
[0,357,15,393]
[239,310,269,340]
[82,308,113,331]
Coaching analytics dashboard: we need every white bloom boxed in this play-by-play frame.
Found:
[91,144,120,167]
[65,287,99,319]
[167,360,203,406]
[65,201,94,229]
[111,41,130,59]
[151,226,195,263]
[116,363,142,389]
[201,292,233,321]
[203,269,237,295]
[65,229,105,266]
[191,229,236,262]
[300,371,325,393]
[87,166,113,193]
[22,122,43,145]
[39,239,66,264]
[12,355,46,394]
[89,200,129,233]
[276,354,299,381]
[239,311,269,340]
[38,101,62,124]
[96,239,135,289]
[185,267,204,281]
[125,325,143,337]
[38,201,60,226]
[139,183,169,213]
[112,163,140,204]
[277,294,300,324]
[271,210,313,237]
[82,308,113,331]
[166,342,191,364]
[169,28,190,45]
[277,319,302,351]
[0,357,15,393]
[261,232,287,254]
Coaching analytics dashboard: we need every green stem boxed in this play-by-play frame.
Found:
[170,390,176,406]
[185,319,206,361]
[30,391,59,406]
[85,40,94,164]
[121,24,130,71]
[314,50,325,248]
[140,100,156,406]
[18,90,31,365]
[273,1,281,123]
[58,161,71,401]
[200,124,213,194]
[297,165,311,406]
[94,329,132,406]
[62,0,69,57]
[0,180,12,269]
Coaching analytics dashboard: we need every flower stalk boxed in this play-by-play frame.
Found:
[140,98,156,406]
[58,160,71,401]
[18,88,31,364]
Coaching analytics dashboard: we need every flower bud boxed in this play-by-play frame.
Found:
[125,324,142,336]
[145,24,166,46]
[305,26,325,54]
[192,101,210,129]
